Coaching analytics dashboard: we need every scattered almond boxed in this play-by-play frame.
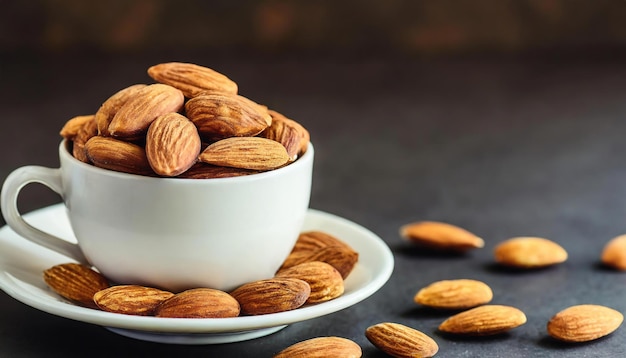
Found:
[438,305,527,336]
[155,288,240,318]
[93,285,174,316]
[494,237,567,268]
[230,278,310,315]
[400,221,484,252]
[547,304,623,342]
[365,322,439,358]
[415,279,493,310]
[275,261,344,304]
[43,263,110,309]
[274,336,362,358]
[601,234,626,271]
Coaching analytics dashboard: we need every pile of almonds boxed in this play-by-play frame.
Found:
[43,231,358,318]
[59,62,310,178]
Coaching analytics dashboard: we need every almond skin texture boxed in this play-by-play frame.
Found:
[93,285,174,316]
[415,279,493,310]
[145,112,201,176]
[274,336,362,358]
[185,93,271,141]
[108,83,184,140]
[601,234,626,270]
[94,84,147,135]
[282,245,359,279]
[230,278,310,315]
[547,304,624,342]
[60,114,96,140]
[494,237,568,268]
[155,288,240,318]
[71,115,98,163]
[147,62,238,98]
[366,322,439,358]
[43,263,110,309]
[198,137,290,171]
[275,261,344,304]
[177,162,260,179]
[261,109,310,161]
[400,221,484,252]
[85,136,154,176]
[439,305,527,336]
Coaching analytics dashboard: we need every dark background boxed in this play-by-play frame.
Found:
[2,1,626,357]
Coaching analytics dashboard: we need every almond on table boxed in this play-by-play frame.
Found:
[494,236,567,269]
[365,322,439,358]
[601,234,626,271]
[438,305,527,336]
[400,221,484,252]
[274,336,362,358]
[547,304,623,343]
[414,279,493,310]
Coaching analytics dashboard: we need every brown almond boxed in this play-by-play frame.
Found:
[291,231,355,254]
[230,278,310,315]
[177,162,260,179]
[282,246,358,279]
[365,322,439,358]
[185,93,270,141]
[85,136,154,176]
[415,279,493,310]
[494,237,568,268]
[274,336,362,358]
[71,115,98,163]
[145,112,201,176]
[400,221,484,252]
[439,304,527,336]
[601,234,626,271]
[198,137,290,171]
[93,285,174,316]
[155,288,240,318]
[147,62,238,98]
[43,263,110,309]
[547,304,623,342]
[94,84,147,135]
[261,109,310,161]
[275,261,344,304]
[108,83,184,139]
[60,115,96,140]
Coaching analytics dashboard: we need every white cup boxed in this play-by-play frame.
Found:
[1,141,313,292]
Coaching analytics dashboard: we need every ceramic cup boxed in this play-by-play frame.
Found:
[1,141,313,292]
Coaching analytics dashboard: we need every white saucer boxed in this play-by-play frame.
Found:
[0,204,394,344]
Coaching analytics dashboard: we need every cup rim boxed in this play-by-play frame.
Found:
[60,139,314,183]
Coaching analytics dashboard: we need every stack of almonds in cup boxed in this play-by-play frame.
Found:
[59,62,310,178]
[43,230,358,318]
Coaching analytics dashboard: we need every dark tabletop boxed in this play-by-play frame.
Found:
[2,51,626,357]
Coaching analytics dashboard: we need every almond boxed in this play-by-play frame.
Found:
[230,278,310,315]
[275,261,344,304]
[85,136,154,176]
[365,322,439,358]
[94,84,147,135]
[547,304,623,342]
[177,162,260,179]
[494,237,567,268]
[291,231,355,254]
[43,263,110,309]
[93,285,174,316]
[601,234,626,271]
[198,137,290,171]
[261,109,310,161]
[108,83,184,139]
[184,93,271,141]
[147,62,238,98]
[71,115,98,163]
[281,245,358,279]
[155,288,240,318]
[415,279,493,310]
[145,112,201,176]
[438,304,527,336]
[400,221,484,252]
[274,336,362,358]
[60,114,96,140]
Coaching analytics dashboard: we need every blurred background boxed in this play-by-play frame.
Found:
[2,0,625,57]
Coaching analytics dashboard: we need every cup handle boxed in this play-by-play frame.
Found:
[1,165,88,263]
